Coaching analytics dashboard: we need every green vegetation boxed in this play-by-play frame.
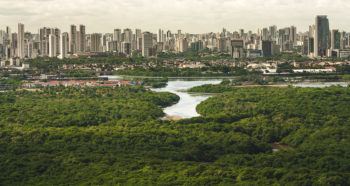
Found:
[25,56,149,77]
[140,78,168,88]
[158,51,316,62]
[158,51,233,61]
[188,80,237,93]
[188,76,286,93]
[1,85,350,185]
[28,55,140,67]
[116,66,252,77]
[0,77,23,90]
[63,69,96,78]
[0,86,179,127]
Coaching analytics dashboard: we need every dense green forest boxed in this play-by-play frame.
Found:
[0,86,179,127]
[0,86,350,185]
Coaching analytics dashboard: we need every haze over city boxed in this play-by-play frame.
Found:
[1,0,350,33]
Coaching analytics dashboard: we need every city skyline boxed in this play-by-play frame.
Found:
[1,0,350,33]
[1,15,350,62]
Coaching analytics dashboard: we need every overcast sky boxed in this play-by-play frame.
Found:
[0,0,349,34]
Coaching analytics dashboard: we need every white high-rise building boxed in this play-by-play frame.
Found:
[176,38,188,53]
[124,28,133,43]
[113,29,121,42]
[60,32,69,59]
[142,32,153,57]
[49,34,57,57]
[17,23,25,59]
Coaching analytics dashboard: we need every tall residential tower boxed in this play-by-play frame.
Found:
[17,23,25,59]
[315,15,329,57]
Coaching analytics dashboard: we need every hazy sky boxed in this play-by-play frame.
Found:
[0,0,349,33]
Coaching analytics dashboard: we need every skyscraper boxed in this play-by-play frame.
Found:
[53,28,60,55]
[123,28,133,43]
[142,32,153,57]
[158,29,164,42]
[262,40,273,57]
[90,33,102,52]
[69,25,77,54]
[269,26,277,41]
[261,28,269,41]
[290,26,297,46]
[315,15,329,57]
[331,29,341,50]
[79,25,86,52]
[39,27,50,57]
[176,38,188,53]
[17,23,25,59]
[48,34,57,57]
[6,26,11,43]
[113,29,121,42]
[60,32,69,59]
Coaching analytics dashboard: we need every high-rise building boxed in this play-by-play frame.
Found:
[166,30,172,41]
[262,28,269,41]
[217,38,227,52]
[69,25,77,54]
[176,38,188,53]
[135,29,142,51]
[290,26,297,46]
[76,31,81,51]
[17,23,25,59]
[48,34,57,57]
[113,29,121,42]
[123,28,133,43]
[262,40,273,57]
[6,26,11,43]
[39,27,50,56]
[79,25,86,52]
[135,29,142,39]
[90,33,102,52]
[177,30,182,38]
[269,25,277,41]
[315,15,330,57]
[121,42,131,55]
[331,29,341,50]
[142,32,153,57]
[191,41,204,51]
[158,29,164,42]
[53,28,60,55]
[239,29,245,38]
[11,33,17,57]
[230,39,244,58]
[308,37,315,55]
[60,32,69,59]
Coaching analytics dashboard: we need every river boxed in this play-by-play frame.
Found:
[100,76,222,119]
[101,75,349,119]
[152,80,221,119]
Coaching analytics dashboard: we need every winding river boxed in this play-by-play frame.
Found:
[100,76,222,119]
[152,80,221,119]
[101,75,350,119]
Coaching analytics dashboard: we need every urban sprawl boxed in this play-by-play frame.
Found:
[0,15,349,71]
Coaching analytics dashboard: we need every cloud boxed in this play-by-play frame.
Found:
[0,0,349,33]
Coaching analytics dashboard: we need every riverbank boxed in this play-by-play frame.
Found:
[162,115,183,121]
